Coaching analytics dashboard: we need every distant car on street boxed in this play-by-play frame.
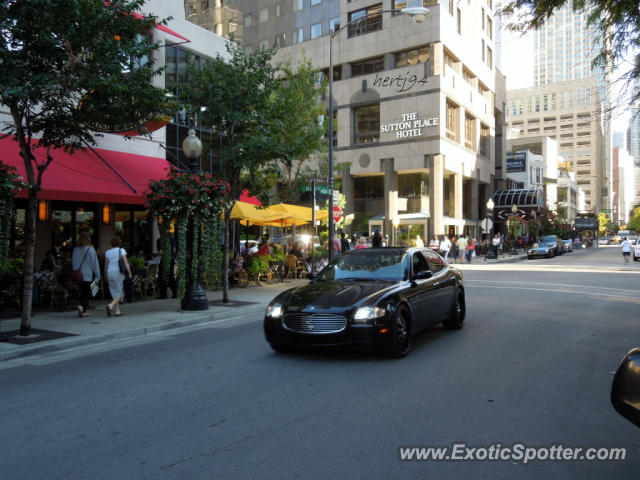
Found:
[561,239,573,253]
[633,242,640,262]
[542,235,562,255]
[599,236,612,245]
[528,241,554,259]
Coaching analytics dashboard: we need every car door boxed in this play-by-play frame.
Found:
[407,250,439,331]
[424,250,455,323]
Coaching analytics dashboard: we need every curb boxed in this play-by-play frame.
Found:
[0,304,266,362]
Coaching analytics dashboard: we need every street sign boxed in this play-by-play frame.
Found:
[301,185,330,195]
[481,218,493,232]
[332,190,340,204]
[333,206,342,223]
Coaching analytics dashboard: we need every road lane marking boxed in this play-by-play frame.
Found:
[468,280,639,294]
[465,283,640,300]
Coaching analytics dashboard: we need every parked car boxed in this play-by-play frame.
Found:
[264,247,465,358]
[599,236,612,245]
[633,242,640,261]
[561,239,573,253]
[542,235,561,255]
[528,241,554,259]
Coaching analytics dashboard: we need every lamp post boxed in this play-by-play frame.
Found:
[486,198,496,259]
[327,1,430,260]
[181,129,208,311]
[509,203,518,255]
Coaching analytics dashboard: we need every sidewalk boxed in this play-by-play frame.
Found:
[0,279,307,363]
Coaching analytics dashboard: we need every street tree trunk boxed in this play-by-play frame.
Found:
[222,209,230,303]
[20,189,37,336]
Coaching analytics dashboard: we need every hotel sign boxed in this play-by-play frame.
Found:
[380,112,439,139]
[506,152,527,172]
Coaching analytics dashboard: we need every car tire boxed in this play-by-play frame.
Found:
[634,255,639,262]
[443,288,465,330]
[546,253,552,258]
[269,343,291,353]
[528,255,534,260]
[385,307,411,358]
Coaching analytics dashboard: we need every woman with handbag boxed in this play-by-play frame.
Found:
[71,232,101,317]
[104,236,132,317]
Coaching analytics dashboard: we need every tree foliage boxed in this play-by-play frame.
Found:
[499,0,640,106]
[270,57,327,203]
[0,0,169,334]
[627,207,640,232]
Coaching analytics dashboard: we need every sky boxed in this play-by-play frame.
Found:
[499,25,632,136]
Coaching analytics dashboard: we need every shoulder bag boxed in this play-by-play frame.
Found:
[71,247,90,285]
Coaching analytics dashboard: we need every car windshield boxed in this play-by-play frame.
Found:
[535,242,548,248]
[315,249,407,282]
[543,236,556,243]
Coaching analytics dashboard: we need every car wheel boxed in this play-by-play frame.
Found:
[528,255,534,260]
[546,252,552,258]
[269,343,291,353]
[634,255,639,262]
[443,288,465,330]
[385,307,411,358]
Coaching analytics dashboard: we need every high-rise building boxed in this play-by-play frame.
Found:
[506,78,605,213]
[629,79,640,164]
[188,0,507,241]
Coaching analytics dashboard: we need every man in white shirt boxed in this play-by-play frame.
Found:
[621,237,632,263]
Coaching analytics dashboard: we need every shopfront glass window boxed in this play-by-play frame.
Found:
[75,206,96,240]
[51,209,74,252]
[353,104,380,144]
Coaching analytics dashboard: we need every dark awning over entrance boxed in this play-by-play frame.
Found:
[492,189,543,221]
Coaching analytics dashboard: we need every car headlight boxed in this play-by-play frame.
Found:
[353,306,386,324]
[266,303,283,319]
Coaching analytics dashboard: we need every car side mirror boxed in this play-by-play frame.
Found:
[611,347,640,428]
[413,270,432,280]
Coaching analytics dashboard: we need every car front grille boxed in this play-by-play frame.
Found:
[282,313,347,334]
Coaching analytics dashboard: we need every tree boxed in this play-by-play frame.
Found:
[183,42,290,303]
[627,207,640,232]
[0,0,169,335]
[270,57,326,203]
[499,0,640,107]
[597,212,610,233]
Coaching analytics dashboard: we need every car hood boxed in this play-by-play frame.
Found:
[280,280,397,312]
[530,246,548,251]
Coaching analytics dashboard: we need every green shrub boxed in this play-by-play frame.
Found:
[248,256,269,275]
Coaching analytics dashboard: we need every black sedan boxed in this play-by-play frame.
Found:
[264,247,465,358]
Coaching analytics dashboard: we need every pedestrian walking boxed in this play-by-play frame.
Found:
[440,235,451,260]
[355,237,368,249]
[449,236,458,263]
[429,235,440,251]
[340,231,350,253]
[372,229,383,248]
[104,236,131,317]
[492,233,501,258]
[621,236,632,263]
[464,235,475,263]
[456,235,468,263]
[415,234,424,248]
[71,231,101,318]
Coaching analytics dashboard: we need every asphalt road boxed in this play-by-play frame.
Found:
[1,246,639,479]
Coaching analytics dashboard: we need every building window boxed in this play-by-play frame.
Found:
[487,47,492,69]
[293,27,303,44]
[293,0,303,11]
[465,113,476,150]
[311,0,321,5]
[348,4,382,38]
[481,40,485,61]
[275,33,286,48]
[395,46,430,68]
[449,0,454,16]
[276,1,286,17]
[228,22,237,33]
[353,104,380,144]
[351,57,385,77]
[487,16,493,39]
[446,100,460,143]
[243,14,253,27]
[457,8,461,34]
[479,123,489,157]
[481,9,485,30]
[330,17,340,33]
[259,7,268,23]
[311,22,322,39]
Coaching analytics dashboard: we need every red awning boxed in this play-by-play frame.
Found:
[239,191,262,206]
[131,12,190,43]
[2,137,170,205]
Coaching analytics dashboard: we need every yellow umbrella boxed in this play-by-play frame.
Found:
[229,201,282,225]
[262,203,329,226]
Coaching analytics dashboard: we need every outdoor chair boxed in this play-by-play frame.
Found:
[141,264,158,298]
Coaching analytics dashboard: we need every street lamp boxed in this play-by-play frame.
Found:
[486,198,496,259]
[327,1,430,260]
[181,129,208,311]
[509,203,518,255]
